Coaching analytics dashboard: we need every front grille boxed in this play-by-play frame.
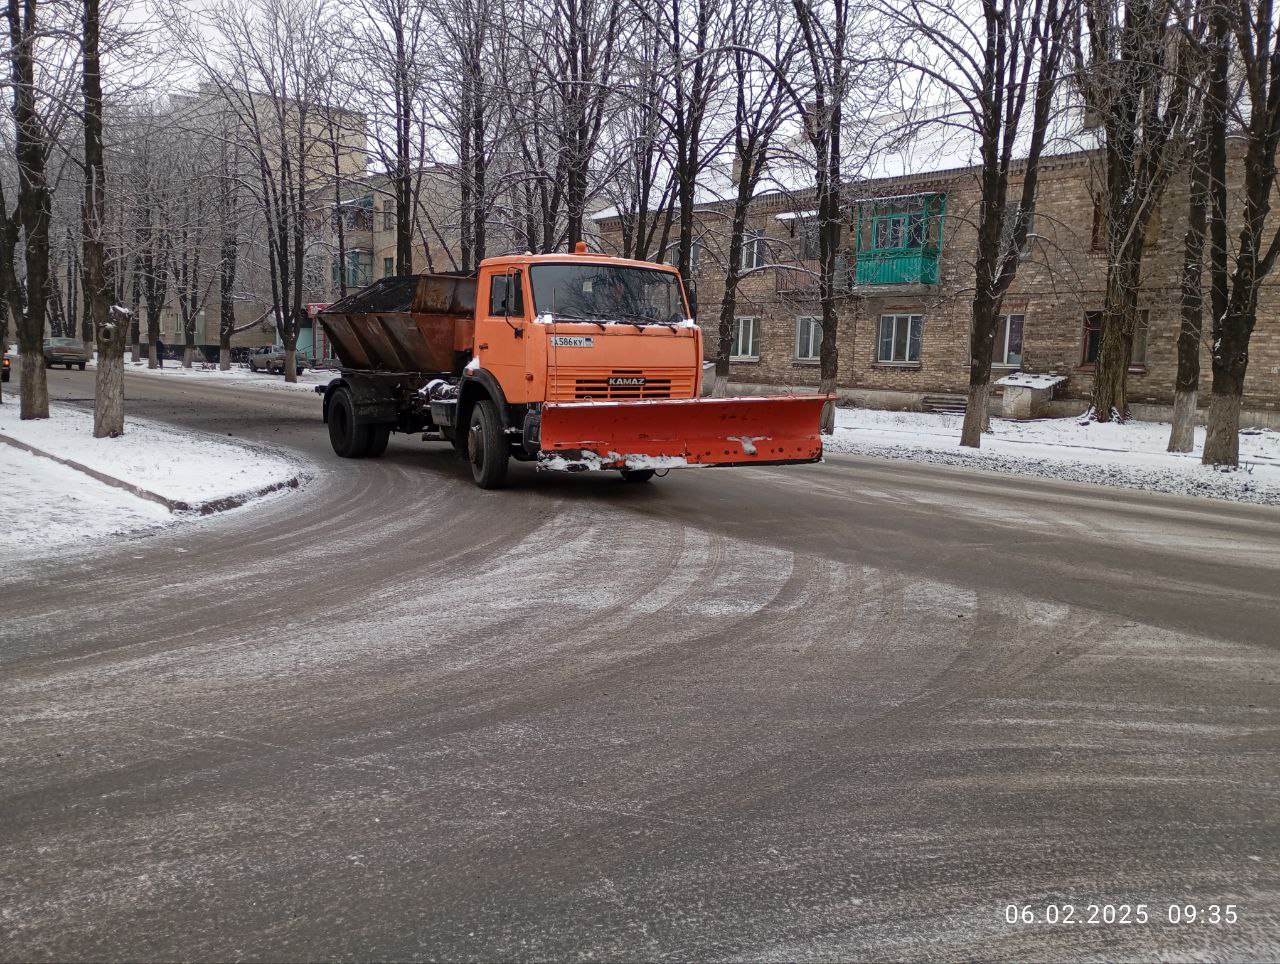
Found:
[548,367,697,401]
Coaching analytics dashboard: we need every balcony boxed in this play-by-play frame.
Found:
[854,247,940,286]
[851,191,946,288]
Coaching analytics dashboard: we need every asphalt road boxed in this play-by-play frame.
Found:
[2,368,1278,962]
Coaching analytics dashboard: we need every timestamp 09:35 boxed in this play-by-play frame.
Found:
[1003,904,1240,925]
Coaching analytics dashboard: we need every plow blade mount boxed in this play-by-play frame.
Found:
[538,395,830,470]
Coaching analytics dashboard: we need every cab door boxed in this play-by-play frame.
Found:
[477,267,533,402]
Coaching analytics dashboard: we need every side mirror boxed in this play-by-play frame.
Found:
[687,277,698,320]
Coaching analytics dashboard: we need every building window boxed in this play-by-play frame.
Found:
[383,208,396,232]
[1002,205,1035,257]
[384,256,394,278]
[731,316,759,360]
[333,250,373,288]
[878,313,923,364]
[1133,311,1149,366]
[799,218,821,260]
[795,315,821,362]
[994,313,1024,367]
[741,230,767,270]
[1082,309,1149,367]
[689,240,701,275]
[872,212,926,250]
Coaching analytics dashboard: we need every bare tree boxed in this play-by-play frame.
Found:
[186,0,339,383]
[1075,0,1200,421]
[712,0,797,397]
[81,0,126,435]
[791,0,856,433]
[1,0,57,419]
[882,0,1073,447]
[1200,0,1280,465]
[1167,117,1209,451]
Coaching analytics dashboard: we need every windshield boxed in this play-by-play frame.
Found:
[50,338,79,347]
[530,263,685,325]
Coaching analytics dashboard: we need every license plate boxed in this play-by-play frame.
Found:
[551,335,594,348]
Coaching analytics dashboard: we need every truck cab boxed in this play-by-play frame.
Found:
[471,248,701,407]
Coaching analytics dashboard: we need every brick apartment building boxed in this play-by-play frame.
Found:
[593,147,1280,423]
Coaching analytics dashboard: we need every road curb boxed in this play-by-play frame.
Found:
[0,432,302,515]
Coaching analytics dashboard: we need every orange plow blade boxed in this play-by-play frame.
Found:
[537,395,830,471]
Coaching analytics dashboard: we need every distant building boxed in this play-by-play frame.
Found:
[594,139,1280,423]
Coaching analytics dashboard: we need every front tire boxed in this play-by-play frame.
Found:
[328,387,373,458]
[467,399,509,489]
[620,469,656,483]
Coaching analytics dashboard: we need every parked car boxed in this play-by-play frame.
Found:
[43,337,89,370]
[248,345,308,375]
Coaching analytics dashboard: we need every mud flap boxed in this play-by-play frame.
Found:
[538,395,830,470]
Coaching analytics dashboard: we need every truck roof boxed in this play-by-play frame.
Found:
[479,250,682,274]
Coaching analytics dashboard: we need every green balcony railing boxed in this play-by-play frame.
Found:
[854,247,940,286]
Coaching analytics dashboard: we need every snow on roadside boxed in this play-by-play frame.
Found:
[0,402,301,506]
[89,356,340,393]
[0,447,172,559]
[828,407,1280,505]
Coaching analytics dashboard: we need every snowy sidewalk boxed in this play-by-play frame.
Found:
[0,403,304,560]
[95,357,339,394]
[827,407,1280,505]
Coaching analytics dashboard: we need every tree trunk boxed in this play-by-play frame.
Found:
[1090,254,1140,420]
[961,383,990,446]
[1168,131,1209,453]
[146,341,156,369]
[1168,389,1197,452]
[960,291,1001,448]
[711,373,729,398]
[818,377,836,434]
[19,350,48,419]
[1202,387,1241,466]
[1202,306,1249,466]
[219,346,230,371]
[93,349,124,436]
[284,346,297,384]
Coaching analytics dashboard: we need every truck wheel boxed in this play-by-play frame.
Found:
[78,362,86,371]
[467,399,509,488]
[620,469,656,483]
[328,387,373,458]
[366,425,391,458]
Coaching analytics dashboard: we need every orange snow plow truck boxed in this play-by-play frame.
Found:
[315,244,828,488]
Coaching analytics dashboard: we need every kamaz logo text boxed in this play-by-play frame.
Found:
[608,376,646,387]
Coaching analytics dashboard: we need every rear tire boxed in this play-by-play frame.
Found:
[366,425,391,458]
[328,387,373,458]
[620,469,656,483]
[78,362,86,371]
[467,399,509,489]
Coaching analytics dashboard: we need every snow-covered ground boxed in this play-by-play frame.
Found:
[0,403,305,561]
[1,446,173,557]
[89,356,341,393]
[828,407,1280,504]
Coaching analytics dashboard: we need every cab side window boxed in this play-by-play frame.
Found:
[489,272,524,317]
